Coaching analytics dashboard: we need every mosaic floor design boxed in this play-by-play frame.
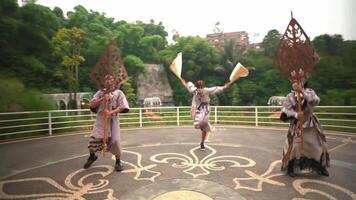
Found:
[1,141,355,200]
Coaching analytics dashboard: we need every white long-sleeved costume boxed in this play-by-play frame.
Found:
[88,89,129,157]
[185,81,224,132]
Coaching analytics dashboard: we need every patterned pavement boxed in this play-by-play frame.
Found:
[0,127,355,200]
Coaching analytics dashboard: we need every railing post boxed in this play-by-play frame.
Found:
[177,107,180,126]
[255,107,258,127]
[48,111,52,136]
[214,106,218,125]
[139,108,143,128]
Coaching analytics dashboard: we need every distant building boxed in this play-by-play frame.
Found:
[249,43,263,50]
[206,31,262,51]
[206,31,249,50]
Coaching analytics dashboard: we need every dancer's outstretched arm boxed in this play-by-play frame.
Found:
[222,82,233,90]
[206,82,232,95]
[181,78,197,94]
[180,78,186,86]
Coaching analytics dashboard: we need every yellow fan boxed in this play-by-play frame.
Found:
[170,52,182,80]
[229,62,249,83]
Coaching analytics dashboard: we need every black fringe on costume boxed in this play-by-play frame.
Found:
[289,152,330,172]
[88,136,111,153]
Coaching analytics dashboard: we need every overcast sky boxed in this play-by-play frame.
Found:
[34,0,355,43]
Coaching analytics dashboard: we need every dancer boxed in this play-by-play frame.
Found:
[180,78,232,150]
[280,82,330,177]
[83,74,129,171]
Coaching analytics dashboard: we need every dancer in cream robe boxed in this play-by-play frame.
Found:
[84,75,129,171]
[181,79,231,150]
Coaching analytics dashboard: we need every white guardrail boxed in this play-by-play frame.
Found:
[0,106,355,139]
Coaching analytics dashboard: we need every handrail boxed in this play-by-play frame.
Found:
[0,106,355,139]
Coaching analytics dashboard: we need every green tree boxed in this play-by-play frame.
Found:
[159,36,221,105]
[0,2,61,90]
[230,85,241,105]
[313,34,344,56]
[0,0,18,16]
[19,4,60,38]
[139,35,165,62]
[308,34,356,105]
[52,6,65,25]
[123,55,147,77]
[166,36,221,80]
[262,29,282,57]
[220,39,245,73]
[52,27,85,108]
[115,24,144,57]
[120,81,137,107]
[136,19,168,39]
[66,5,89,28]
[238,80,258,105]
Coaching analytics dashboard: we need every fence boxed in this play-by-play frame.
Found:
[0,106,355,139]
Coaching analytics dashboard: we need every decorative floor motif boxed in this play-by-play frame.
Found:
[292,179,356,200]
[150,144,255,178]
[0,142,355,200]
[233,160,285,191]
[0,165,118,200]
[112,150,161,182]
[232,159,356,199]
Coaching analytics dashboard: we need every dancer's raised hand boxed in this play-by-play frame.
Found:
[223,82,232,90]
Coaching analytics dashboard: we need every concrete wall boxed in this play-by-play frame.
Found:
[136,64,174,106]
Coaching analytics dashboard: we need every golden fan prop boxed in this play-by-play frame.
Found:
[170,52,182,81]
[229,62,249,83]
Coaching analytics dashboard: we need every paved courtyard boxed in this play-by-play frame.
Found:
[0,127,355,200]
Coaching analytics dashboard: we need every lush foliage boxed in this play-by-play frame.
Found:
[0,0,355,112]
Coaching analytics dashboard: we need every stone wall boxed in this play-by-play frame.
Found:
[42,92,93,110]
[136,64,174,106]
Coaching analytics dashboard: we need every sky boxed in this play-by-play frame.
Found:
[32,0,355,43]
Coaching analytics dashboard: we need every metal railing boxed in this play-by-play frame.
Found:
[0,106,355,139]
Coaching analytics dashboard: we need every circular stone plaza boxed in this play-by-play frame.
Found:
[0,126,355,200]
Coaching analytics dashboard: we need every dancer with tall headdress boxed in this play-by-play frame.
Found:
[274,14,330,177]
[83,40,129,171]
[280,81,330,177]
